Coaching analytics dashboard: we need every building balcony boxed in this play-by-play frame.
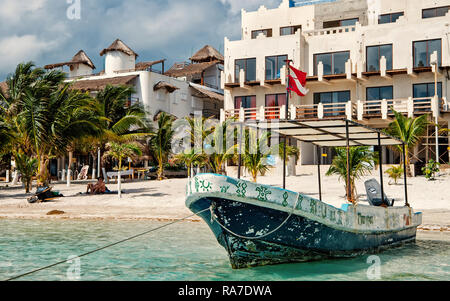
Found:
[221,97,446,123]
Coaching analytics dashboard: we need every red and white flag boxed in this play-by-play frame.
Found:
[287,64,309,97]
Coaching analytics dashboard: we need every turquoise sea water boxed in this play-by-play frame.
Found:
[0,219,449,281]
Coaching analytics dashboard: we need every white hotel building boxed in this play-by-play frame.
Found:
[220,0,450,170]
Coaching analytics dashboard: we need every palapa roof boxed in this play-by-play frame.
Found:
[135,59,166,71]
[189,45,224,63]
[189,84,223,102]
[70,75,138,91]
[165,61,218,78]
[100,39,138,57]
[0,81,8,97]
[153,81,179,93]
[44,50,96,70]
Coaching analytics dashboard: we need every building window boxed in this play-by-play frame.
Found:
[265,94,286,107]
[280,25,301,36]
[314,91,350,117]
[366,44,393,72]
[313,91,350,104]
[235,58,257,83]
[378,12,404,24]
[251,29,273,39]
[422,6,450,19]
[235,96,256,109]
[413,83,442,99]
[413,39,441,68]
[367,86,393,100]
[265,55,288,80]
[323,18,358,29]
[314,51,350,75]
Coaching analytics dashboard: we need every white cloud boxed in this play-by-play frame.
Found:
[0,35,56,71]
[0,0,47,22]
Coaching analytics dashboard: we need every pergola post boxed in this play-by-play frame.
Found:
[345,120,352,203]
[283,136,287,189]
[317,145,322,201]
[403,143,409,207]
[378,132,385,204]
[238,123,243,179]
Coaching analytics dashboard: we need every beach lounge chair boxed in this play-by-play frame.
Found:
[364,179,395,207]
[77,165,89,180]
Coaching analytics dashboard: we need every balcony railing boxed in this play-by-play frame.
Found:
[221,97,446,123]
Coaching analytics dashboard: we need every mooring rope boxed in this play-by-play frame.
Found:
[210,196,300,240]
[4,208,210,281]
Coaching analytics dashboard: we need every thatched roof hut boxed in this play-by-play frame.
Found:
[190,45,224,63]
[190,84,223,102]
[44,50,96,70]
[0,81,8,97]
[153,81,179,93]
[100,39,138,57]
[164,61,217,78]
[70,75,138,92]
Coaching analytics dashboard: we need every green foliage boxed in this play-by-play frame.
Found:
[14,152,37,193]
[204,119,237,175]
[242,129,271,183]
[103,142,142,171]
[148,112,175,180]
[422,159,440,181]
[386,165,403,185]
[386,109,428,176]
[174,149,207,177]
[276,142,300,162]
[326,146,377,202]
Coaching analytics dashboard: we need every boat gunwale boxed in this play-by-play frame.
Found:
[186,174,421,235]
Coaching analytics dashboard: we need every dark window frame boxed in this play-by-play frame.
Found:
[366,44,393,72]
[378,12,404,24]
[323,18,358,29]
[251,28,273,39]
[313,90,351,104]
[235,58,257,83]
[412,39,442,68]
[313,51,350,76]
[366,86,394,101]
[280,25,302,36]
[265,54,288,80]
[234,95,257,109]
[265,93,287,107]
[413,82,443,99]
[422,6,450,19]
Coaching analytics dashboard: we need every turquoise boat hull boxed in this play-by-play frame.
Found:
[186,174,422,269]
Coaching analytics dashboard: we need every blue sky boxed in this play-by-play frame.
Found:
[0,0,281,81]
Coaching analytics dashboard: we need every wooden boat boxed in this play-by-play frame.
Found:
[186,173,422,269]
[185,119,422,269]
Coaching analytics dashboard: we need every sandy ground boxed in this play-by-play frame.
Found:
[0,169,449,231]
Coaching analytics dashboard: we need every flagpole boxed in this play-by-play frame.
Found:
[285,59,292,120]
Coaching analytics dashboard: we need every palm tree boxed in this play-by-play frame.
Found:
[205,119,237,175]
[242,129,271,182]
[148,112,175,180]
[326,146,377,202]
[386,109,428,177]
[20,83,103,184]
[14,151,37,193]
[386,165,403,185]
[103,142,142,198]
[174,149,208,178]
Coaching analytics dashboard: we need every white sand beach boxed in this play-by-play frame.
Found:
[0,169,449,231]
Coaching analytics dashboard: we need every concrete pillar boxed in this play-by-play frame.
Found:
[280,105,286,120]
[290,105,296,120]
[5,170,9,183]
[381,99,388,119]
[357,100,364,120]
[346,101,353,119]
[318,62,324,82]
[259,106,266,121]
[318,103,324,119]
[407,97,414,118]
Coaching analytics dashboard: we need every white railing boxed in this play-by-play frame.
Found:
[221,98,442,123]
[303,25,356,37]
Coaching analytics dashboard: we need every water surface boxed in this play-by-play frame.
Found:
[0,219,448,281]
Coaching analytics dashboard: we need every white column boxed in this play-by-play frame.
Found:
[290,105,296,120]
[346,101,353,120]
[357,100,364,120]
[97,148,101,178]
[318,62,324,82]
[318,103,324,119]
[280,105,286,120]
[407,97,414,118]
[5,170,9,183]
[381,99,388,119]
[259,106,266,121]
